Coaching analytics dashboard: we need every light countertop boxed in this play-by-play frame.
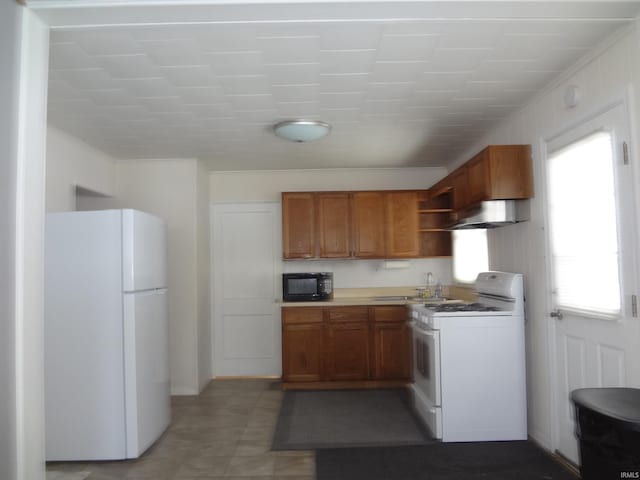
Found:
[280,286,476,307]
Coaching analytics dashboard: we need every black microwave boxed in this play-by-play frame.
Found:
[282,272,333,302]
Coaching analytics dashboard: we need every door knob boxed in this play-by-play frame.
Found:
[550,309,563,320]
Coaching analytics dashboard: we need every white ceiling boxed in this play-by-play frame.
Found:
[36,1,640,170]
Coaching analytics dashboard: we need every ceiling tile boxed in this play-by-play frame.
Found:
[260,36,320,63]
[95,54,161,78]
[118,77,176,97]
[53,68,121,90]
[319,92,365,109]
[140,38,208,66]
[319,50,376,74]
[376,35,439,61]
[426,48,492,70]
[84,89,135,106]
[216,75,271,94]
[365,82,414,100]
[194,25,261,52]
[265,63,321,84]
[319,73,370,92]
[161,65,217,87]
[205,51,266,75]
[369,61,425,82]
[62,31,143,56]
[138,96,187,112]
[318,24,383,50]
[227,94,276,110]
[276,101,321,117]
[418,72,470,90]
[272,84,320,102]
[177,86,226,105]
[49,42,99,69]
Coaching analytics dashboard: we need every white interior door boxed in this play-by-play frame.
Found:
[211,202,281,376]
[545,102,640,464]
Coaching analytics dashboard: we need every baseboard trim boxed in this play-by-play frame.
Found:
[213,375,281,380]
[283,380,410,391]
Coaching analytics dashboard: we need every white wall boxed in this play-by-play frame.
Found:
[283,258,452,289]
[210,167,452,288]
[113,158,208,395]
[210,167,447,202]
[449,24,640,450]
[46,126,117,212]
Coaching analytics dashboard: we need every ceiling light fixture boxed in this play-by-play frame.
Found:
[273,120,331,143]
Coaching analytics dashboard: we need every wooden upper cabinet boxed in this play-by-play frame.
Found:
[466,149,491,205]
[455,145,534,210]
[385,191,419,258]
[282,192,316,259]
[351,192,386,258]
[317,193,351,258]
[450,167,469,211]
[485,145,533,200]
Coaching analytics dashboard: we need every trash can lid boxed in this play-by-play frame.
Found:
[571,388,640,431]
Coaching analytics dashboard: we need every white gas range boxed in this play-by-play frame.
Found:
[410,271,527,442]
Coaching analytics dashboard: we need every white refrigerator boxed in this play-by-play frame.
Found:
[45,209,170,461]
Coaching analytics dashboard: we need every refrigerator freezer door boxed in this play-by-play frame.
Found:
[122,209,167,292]
[45,210,126,460]
[123,289,171,458]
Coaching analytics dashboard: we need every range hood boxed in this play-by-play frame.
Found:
[448,200,529,230]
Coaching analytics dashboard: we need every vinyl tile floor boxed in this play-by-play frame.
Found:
[46,379,315,480]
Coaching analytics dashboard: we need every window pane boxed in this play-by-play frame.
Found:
[548,131,621,315]
[453,229,488,284]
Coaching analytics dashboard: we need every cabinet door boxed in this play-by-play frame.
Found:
[282,323,324,382]
[385,191,419,258]
[486,145,534,199]
[450,168,469,210]
[351,192,386,258]
[466,150,491,204]
[326,322,370,380]
[317,192,351,258]
[372,322,410,380]
[282,192,316,259]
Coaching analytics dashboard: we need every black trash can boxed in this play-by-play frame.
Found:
[571,388,640,480]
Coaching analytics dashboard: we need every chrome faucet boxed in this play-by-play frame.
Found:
[424,272,435,298]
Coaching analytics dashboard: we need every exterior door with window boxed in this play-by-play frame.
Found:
[545,102,639,464]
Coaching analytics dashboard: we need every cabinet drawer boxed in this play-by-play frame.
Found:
[282,307,324,324]
[372,306,407,322]
[327,306,369,322]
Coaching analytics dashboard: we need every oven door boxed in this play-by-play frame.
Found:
[413,323,441,407]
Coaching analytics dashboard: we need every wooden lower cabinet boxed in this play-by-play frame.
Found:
[371,305,410,380]
[372,322,409,379]
[282,323,324,382]
[282,305,410,389]
[282,308,324,382]
[326,322,370,380]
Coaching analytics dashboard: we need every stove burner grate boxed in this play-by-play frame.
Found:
[429,302,500,312]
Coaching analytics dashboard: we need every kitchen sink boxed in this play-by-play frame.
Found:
[372,295,422,301]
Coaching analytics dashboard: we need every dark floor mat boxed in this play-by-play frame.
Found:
[316,441,578,480]
[272,389,433,450]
